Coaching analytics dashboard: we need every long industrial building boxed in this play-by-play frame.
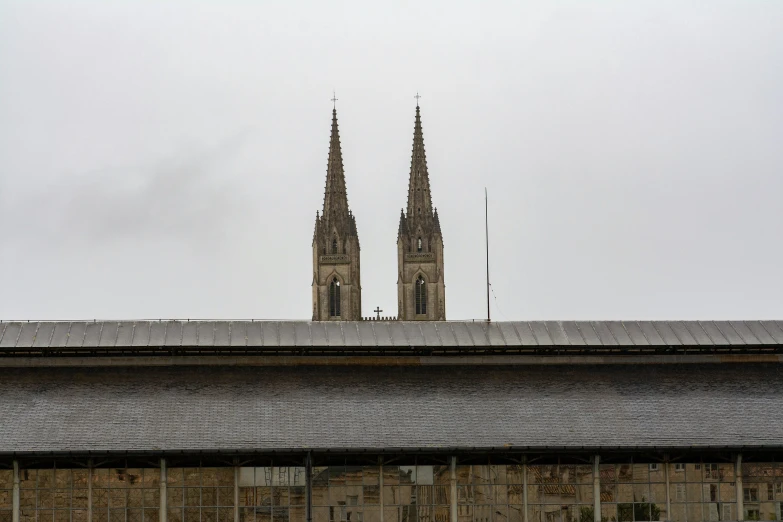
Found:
[1,319,782,522]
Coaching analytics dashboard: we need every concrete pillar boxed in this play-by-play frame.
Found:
[450,457,457,522]
[593,456,601,522]
[664,459,671,522]
[736,454,744,522]
[522,459,528,522]
[12,461,19,522]
[160,458,168,522]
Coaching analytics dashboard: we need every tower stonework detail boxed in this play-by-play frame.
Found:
[397,105,446,320]
[312,108,362,321]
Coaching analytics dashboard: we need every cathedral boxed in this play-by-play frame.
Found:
[312,104,445,321]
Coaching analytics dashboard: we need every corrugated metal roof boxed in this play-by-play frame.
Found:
[1,320,782,350]
[1,363,781,454]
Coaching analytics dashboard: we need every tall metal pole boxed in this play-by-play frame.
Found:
[736,454,744,521]
[664,458,671,522]
[12,460,19,522]
[379,457,385,522]
[234,464,240,522]
[87,461,93,522]
[160,458,168,522]
[593,455,601,522]
[485,188,491,322]
[522,458,528,522]
[306,452,313,522]
[450,457,458,522]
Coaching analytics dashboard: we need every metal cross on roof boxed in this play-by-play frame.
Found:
[414,92,421,105]
[331,90,338,109]
[374,306,383,319]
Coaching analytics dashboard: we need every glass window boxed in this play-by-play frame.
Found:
[242,466,305,522]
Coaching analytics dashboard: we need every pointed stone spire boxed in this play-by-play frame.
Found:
[398,208,407,238]
[407,104,435,221]
[322,108,351,224]
[312,106,361,321]
[397,101,446,321]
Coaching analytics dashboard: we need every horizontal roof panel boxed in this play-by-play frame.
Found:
[434,323,458,347]
[0,320,780,350]
[761,321,783,344]
[214,322,231,347]
[700,321,730,345]
[607,322,634,346]
[33,323,56,349]
[65,322,86,348]
[484,322,507,346]
[182,322,199,346]
[49,322,71,348]
[229,322,248,347]
[621,322,649,346]
[16,322,38,348]
[575,322,601,346]
[131,322,151,347]
[560,322,585,346]
[245,323,263,346]
[164,321,182,347]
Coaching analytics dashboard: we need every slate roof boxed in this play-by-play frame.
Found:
[1,320,782,352]
[1,363,782,455]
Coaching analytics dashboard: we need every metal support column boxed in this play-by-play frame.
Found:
[88,461,93,522]
[593,456,601,522]
[306,452,313,522]
[664,460,671,522]
[234,465,240,522]
[450,457,458,522]
[522,458,528,522]
[12,461,19,522]
[379,458,385,522]
[736,454,744,521]
[160,458,168,522]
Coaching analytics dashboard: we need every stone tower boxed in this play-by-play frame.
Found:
[397,104,446,320]
[312,108,362,321]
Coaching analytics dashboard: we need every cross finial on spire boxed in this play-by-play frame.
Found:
[331,90,338,110]
[414,92,421,107]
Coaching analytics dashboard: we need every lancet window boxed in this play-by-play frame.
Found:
[329,278,341,317]
[415,276,427,315]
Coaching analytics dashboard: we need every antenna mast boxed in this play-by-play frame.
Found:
[485,187,490,322]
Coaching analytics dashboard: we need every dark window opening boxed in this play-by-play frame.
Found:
[329,278,341,317]
[417,237,422,252]
[332,238,338,254]
[415,276,427,315]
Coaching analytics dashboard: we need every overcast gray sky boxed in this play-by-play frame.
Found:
[1,1,782,321]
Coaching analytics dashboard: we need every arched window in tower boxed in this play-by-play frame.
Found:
[332,237,338,254]
[415,276,427,315]
[329,278,341,317]
[417,237,423,252]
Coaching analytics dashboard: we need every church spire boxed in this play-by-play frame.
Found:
[406,104,434,221]
[322,108,351,224]
[312,105,361,321]
[397,100,446,321]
